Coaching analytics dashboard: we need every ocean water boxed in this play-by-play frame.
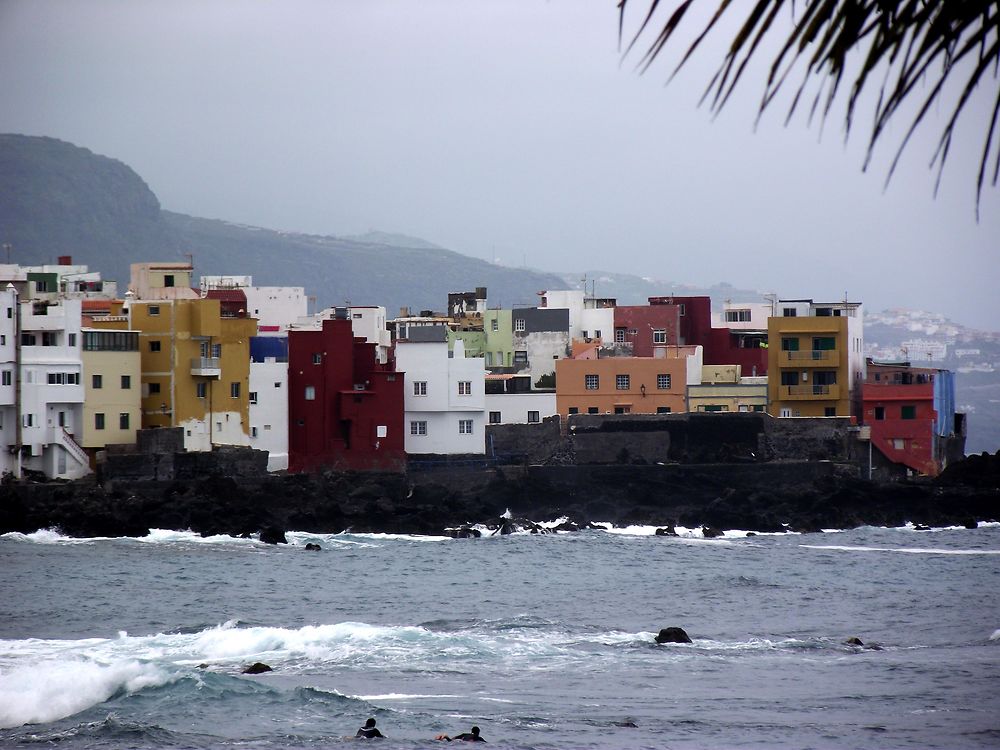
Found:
[1,522,999,749]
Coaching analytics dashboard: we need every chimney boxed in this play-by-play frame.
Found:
[58,255,72,265]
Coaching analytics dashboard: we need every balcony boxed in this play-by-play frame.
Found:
[190,357,221,377]
[781,350,835,365]
[782,384,840,400]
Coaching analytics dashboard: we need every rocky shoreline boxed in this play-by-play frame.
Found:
[2,452,999,541]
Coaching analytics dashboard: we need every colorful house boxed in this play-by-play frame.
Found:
[555,346,702,417]
[287,315,405,472]
[767,299,864,418]
[861,359,965,476]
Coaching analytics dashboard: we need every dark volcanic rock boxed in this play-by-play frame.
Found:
[304,543,322,551]
[259,527,287,545]
[701,526,725,538]
[655,627,693,644]
[655,526,678,536]
[242,662,273,674]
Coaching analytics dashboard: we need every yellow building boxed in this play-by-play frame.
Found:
[767,300,864,418]
[555,346,701,417]
[92,297,256,451]
[80,328,142,457]
[686,365,768,413]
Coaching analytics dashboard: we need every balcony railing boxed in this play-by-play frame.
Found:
[782,350,835,364]
[783,384,840,399]
[190,357,221,377]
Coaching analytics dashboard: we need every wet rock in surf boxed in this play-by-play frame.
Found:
[304,542,321,551]
[243,662,273,674]
[259,527,287,544]
[845,636,864,646]
[448,526,481,539]
[655,526,678,536]
[655,627,693,644]
[701,526,724,538]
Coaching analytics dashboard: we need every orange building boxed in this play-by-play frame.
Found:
[555,346,701,416]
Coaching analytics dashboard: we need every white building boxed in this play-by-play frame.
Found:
[249,338,288,472]
[712,301,773,331]
[539,289,615,344]
[21,256,119,300]
[201,275,308,335]
[485,392,557,426]
[395,327,486,455]
[0,285,89,479]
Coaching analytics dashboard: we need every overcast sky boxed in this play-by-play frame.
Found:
[1,1,996,328]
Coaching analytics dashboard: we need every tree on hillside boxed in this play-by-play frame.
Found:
[618,0,1000,214]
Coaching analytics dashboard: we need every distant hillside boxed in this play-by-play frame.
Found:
[0,134,564,313]
[563,271,767,308]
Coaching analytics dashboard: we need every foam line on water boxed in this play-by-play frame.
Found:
[800,544,1000,555]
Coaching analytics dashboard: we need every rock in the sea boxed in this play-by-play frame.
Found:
[845,636,864,646]
[450,526,481,539]
[259,527,287,545]
[304,542,321,551]
[701,526,724,539]
[242,662,273,674]
[655,526,678,537]
[655,627,693,644]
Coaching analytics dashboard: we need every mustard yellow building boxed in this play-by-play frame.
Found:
[767,300,865,418]
[80,328,142,457]
[93,297,256,451]
[555,347,702,417]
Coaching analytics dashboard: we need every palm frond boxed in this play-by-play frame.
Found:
[618,0,1000,213]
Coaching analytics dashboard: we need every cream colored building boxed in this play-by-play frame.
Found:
[686,365,768,413]
[80,328,142,456]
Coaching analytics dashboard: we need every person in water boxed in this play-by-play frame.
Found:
[436,725,486,742]
[356,718,384,739]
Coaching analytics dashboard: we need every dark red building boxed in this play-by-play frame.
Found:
[616,296,768,375]
[287,317,405,473]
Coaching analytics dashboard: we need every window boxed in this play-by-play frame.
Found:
[148,305,160,316]
[568,407,579,415]
[616,374,630,390]
[312,353,322,364]
[527,411,540,423]
[652,329,667,344]
[211,343,222,358]
[892,438,905,450]
[514,318,526,332]
[68,333,76,347]
[304,385,316,401]
[58,411,66,427]
[196,382,207,398]
[1,371,10,386]
[657,374,671,390]
[149,382,161,394]
[491,319,498,331]
[121,375,131,389]
[485,352,493,366]
[149,340,161,352]
[164,275,175,288]
[513,351,528,365]
[587,407,599,414]
[230,382,241,398]
[274,382,282,388]
[459,419,474,434]
[119,413,130,430]
[413,381,427,396]
[814,371,837,385]
[901,405,917,420]
[594,329,602,339]
[614,328,625,343]
[249,391,258,404]
[42,332,58,346]
[458,381,472,395]
[489,411,502,424]
[725,309,752,322]
[251,426,258,438]
[678,304,685,316]
[614,406,629,414]
[656,406,671,414]
[781,337,800,351]
[874,406,885,420]
[94,413,105,430]
[92,374,103,389]
[353,312,362,319]
[783,307,797,317]
[21,333,36,346]
[628,328,638,336]
[410,420,427,435]
[824,407,836,417]
[780,371,799,386]
[585,374,599,390]
[702,405,727,412]
[0,335,4,345]
[812,337,836,351]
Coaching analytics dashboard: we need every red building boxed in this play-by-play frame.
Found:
[287,317,405,473]
[861,359,962,476]
[616,296,768,375]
